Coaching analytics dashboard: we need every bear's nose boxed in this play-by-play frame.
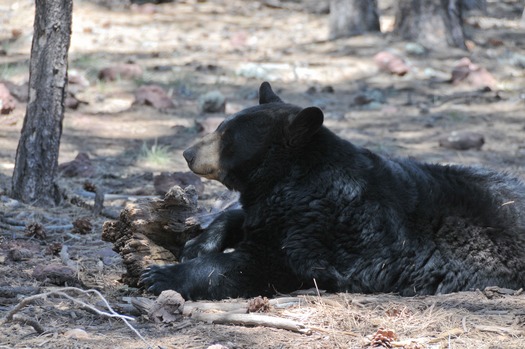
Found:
[183,147,195,165]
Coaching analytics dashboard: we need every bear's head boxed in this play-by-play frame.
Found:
[183,82,325,192]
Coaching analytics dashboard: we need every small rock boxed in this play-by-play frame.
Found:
[198,90,226,113]
[154,172,204,196]
[438,131,484,150]
[305,86,317,94]
[59,152,95,178]
[133,84,175,110]
[352,89,385,106]
[404,42,427,56]
[374,51,410,76]
[0,83,17,114]
[33,263,80,286]
[63,328,90,340]
[207,345,230,349]
[8,248,33,261]
[11,28,22,39]
[65,91,88,110]
[94,247,120,266]
[148,290,185,323]
[451,58,497,90]
[510,53,525,69]
[321,85,335,93]
[98,63,143,81]
[0,196,21,208]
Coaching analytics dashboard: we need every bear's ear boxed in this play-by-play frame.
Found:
[287,107,324,146]
[259,81,283,104]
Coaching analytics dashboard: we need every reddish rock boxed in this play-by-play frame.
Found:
[374,51,410,76]
[98,63,143,81]
[133,84,175,110]
[451,58,497,90]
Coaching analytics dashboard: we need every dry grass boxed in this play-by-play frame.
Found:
[268,292,525,349]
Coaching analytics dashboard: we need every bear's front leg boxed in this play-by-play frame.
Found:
[180,209,245,261]
[140,249,269,300]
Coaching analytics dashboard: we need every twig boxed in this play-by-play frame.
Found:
[473,325,522,336]
[0,286,41,298]
[46,224,74,231]
[10,314,45,334]
[191,311,311,334]
[3,287,155,349]
[462,316,468,333]
[0,222,25,231]
[59,245,78,270]
[0,217,25,226]
[182,302,248,315]
[75,189,158,201]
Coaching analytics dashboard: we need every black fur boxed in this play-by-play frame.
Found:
[140,82,525,300]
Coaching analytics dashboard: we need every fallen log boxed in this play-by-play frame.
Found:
[101,186,204,286]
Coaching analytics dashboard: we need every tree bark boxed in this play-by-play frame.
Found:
[394,0,467,50]
[11,0,73,206]
[329,0,380,40]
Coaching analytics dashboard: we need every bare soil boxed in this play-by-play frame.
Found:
[1,0,525,348]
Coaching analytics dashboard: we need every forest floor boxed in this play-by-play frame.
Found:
[1,0,525,348]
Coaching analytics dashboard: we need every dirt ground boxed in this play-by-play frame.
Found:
[1,0,525,348]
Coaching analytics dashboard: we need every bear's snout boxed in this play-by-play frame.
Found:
[182,133,221,180]
[183,147,195,165]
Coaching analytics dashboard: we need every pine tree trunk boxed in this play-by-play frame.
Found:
[12,0,73,206]
[394,0,467,50]
[329,0,380,40]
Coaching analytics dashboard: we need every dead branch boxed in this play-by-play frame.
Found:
[473,325,523,336]
[0,221,25,231]
[130,295,306,318]
[191,311,312,334]
[3,287,154,348]
[182,301,249,315]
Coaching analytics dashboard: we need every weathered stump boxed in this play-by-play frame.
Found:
[102,186,204,286]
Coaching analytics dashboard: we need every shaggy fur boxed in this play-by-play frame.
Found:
[140,82,525,300]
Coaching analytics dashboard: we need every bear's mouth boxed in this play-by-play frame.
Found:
[189,167,219,181]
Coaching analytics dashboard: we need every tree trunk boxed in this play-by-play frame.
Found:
[11,0,73,206]
[329,0,380,40]
[394,0,467,50]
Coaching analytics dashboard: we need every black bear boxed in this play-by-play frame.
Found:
[140,82,525,300]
